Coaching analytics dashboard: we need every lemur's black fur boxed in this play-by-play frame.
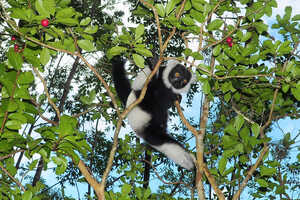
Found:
[112,57,194,170]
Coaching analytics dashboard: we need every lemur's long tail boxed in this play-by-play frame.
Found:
[111,57,131,105]
[138,125,195,170]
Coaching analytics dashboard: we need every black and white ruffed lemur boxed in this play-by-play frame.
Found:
[111,57,195,170]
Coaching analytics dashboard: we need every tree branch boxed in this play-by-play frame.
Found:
[232,145,269,200]
[32,67,61,121]
[0,164,26,192]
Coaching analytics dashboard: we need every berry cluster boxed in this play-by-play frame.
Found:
[11,19,49,53]
[226,37,233,47]
[11,36,22,53]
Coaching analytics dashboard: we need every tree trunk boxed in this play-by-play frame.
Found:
[143,148,151,189]
[32,157,44,186]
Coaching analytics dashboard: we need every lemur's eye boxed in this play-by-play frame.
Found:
[175,72,180,77]
[183,79,187,84]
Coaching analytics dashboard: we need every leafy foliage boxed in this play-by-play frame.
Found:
[0,0,299,199]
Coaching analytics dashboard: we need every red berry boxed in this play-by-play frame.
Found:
[228,42,233,47]
[226,37,233,44]
[14,44,19,52]
[11,36,16,41]
[41,19,49,27]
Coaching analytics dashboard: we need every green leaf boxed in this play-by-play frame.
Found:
[84,25,98,34]
[192,52,204,60]
[282,84,289,93]
[107,46,128,59]
[260,166,276,176]
[251,123,260,138]
[213,45,222,56]
[136,187,142,199]
[35,0,55,17]
[17,71,34,85]
[52,156,67,175]
[28,159,39,171]
[202,79,211,94]
[291,87,300,101]
[155,4,165,17]
[283,6,292,21]
[80,90,96,105]
[264,5,272,17]
[207,19,223,31]
[132,54,145,68]
[22,191,33,200]
[241,32,252,42]
[144,187,151,198]
[80,17,91,26]
[190,9,205,23]
[5,120,22,130]
[254,22,268,34]
[56,7,75,19]
[40,48,50,66]
[14,86,31,99]
[58,115,77,137]
[63,38,75,53]
[234,115,244,131]
[135,24,145,40]
[8,48,23,70]
[121,184,132,194]
[39,148,48,160]
[218,156,227,174]
[249,54,259,64]
[77,40,96,52]
[165,0,177,15]
[292,14,300,21]
[257,179,268,187]
[192,0,204,12]
[8,100,18,112]
[58,0,71,7]
[134,47,153,57]
[182,16,195,25]
[224,93,231,102]
[55,18,78,26]
[8,113,27,123]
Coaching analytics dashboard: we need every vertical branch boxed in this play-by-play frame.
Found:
[143,148,151,189]
[196,95,210,199]
[54,56,80,122]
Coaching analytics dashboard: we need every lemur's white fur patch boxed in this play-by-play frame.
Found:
[162,60,195,94]
[132,67,151,91]
[126,92,151,132]
[154,142,194,170]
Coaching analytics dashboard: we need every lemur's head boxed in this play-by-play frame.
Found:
[163,60,194,94]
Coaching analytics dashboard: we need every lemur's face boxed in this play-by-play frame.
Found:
[168,64,192,89]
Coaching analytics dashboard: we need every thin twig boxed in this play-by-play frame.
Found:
[32,67,61,121]
[232,145,269,200]
[175,101,198,136]
[232,103,255,125]
[0,164,26,192]
[203,164,226,200]
[30,99,58,126]
[141,159,192,189]
[0,149,25,161]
